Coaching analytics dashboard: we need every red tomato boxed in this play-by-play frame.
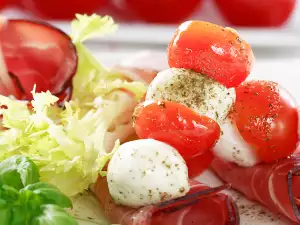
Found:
[233,80,299,162]
[0,0,9,9]
[133,100,220,162]
[168,21,254,88]
[21,0,108,20]
[186,150,214,178]
[122,0,203,23]
[214,0,296,27]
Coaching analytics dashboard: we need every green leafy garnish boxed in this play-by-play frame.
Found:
[0,155,39,190]
[0,14,146,197]
[0,156,77,225]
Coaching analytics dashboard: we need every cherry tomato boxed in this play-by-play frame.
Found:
[214,0,296,27]
[167,21,254,88]
[133,100,220,162]
[0,0,9,9]
[233,80,299,162]
[186,150,214,178]
[21,0,108,20]
[121,0,203,23]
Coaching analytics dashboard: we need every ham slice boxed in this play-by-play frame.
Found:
[0,19,77,100]
[112,66,158,85]
[211,155,300,223]
[91,177,239,225]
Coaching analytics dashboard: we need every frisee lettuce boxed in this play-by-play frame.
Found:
[0,14,147,197]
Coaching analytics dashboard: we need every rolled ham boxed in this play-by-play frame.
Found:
[91,177,239,225]
[211,155,300,223]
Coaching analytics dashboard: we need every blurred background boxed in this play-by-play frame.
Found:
[1,0,300,96]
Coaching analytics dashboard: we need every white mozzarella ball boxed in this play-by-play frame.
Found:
[107,139,190,208]
[146,68,236,122]
[213,118,261,167]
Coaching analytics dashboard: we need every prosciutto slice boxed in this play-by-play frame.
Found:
[91,177,239,225]
[211,155,300,223]
[0,18,77,100]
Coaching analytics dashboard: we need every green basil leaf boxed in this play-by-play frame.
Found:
[0,185,20,203]
[0,156,39,190]
[10,206,28,225]
[19,189,43,212]
[0,206,11,225]
[31,204,78,225]
[23,182,60,191]
[22,182,72,208]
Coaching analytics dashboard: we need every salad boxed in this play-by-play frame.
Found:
[0,12,299,225]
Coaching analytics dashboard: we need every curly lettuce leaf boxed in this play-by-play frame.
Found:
[0,91,119,196]
[0,14,146,198]
[71,14,146,112]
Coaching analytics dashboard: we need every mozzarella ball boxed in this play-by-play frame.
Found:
[107,139,190,208]
[146,68,236,122]
[213,118,261,167]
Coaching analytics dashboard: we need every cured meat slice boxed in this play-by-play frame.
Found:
[91,177,239,225]
[0,19,77,100]
[112,66,158,85]
[211,155,300,223]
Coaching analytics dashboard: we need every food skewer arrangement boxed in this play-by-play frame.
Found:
[0,12,299,225]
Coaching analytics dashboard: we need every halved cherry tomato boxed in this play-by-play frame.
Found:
[233,80,299,162]
[121,0,203,23]
[21,0,108,20]
[214,0,296,27]
[186,150,214,178]
[133,100,220,163]
[167,21,254,88]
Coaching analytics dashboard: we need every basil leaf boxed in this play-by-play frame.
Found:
[0,204,11,225]
[10,206,27,225]
[0,185,20,203]
[22,182,72,208]
[0,156,39,190]
[31,204,78,225]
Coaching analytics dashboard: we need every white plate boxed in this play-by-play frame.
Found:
[51,22,300,49]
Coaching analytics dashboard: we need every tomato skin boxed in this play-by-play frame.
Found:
[233,80,299,162]
[0,0,9,9]
[21,0,108,20]
[167,21,254,88]
[123,0,203,23]
[187,150,214,178]
[214,0,296,27]
[133,100,220,162]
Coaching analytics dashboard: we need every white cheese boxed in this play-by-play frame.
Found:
[146,68,236,122]
[213,118,261,167]
[107,139,190,208]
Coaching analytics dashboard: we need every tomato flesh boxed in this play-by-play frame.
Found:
[214,0,296,27]
[186,150,214,178]
[133,100,220,166]
[167,21,254,88]
[233,80,299,162]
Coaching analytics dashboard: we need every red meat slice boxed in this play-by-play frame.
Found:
[211,155,300,223]
[91,177,239,225]
[0,18,77,100]
[112,66,158,85]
